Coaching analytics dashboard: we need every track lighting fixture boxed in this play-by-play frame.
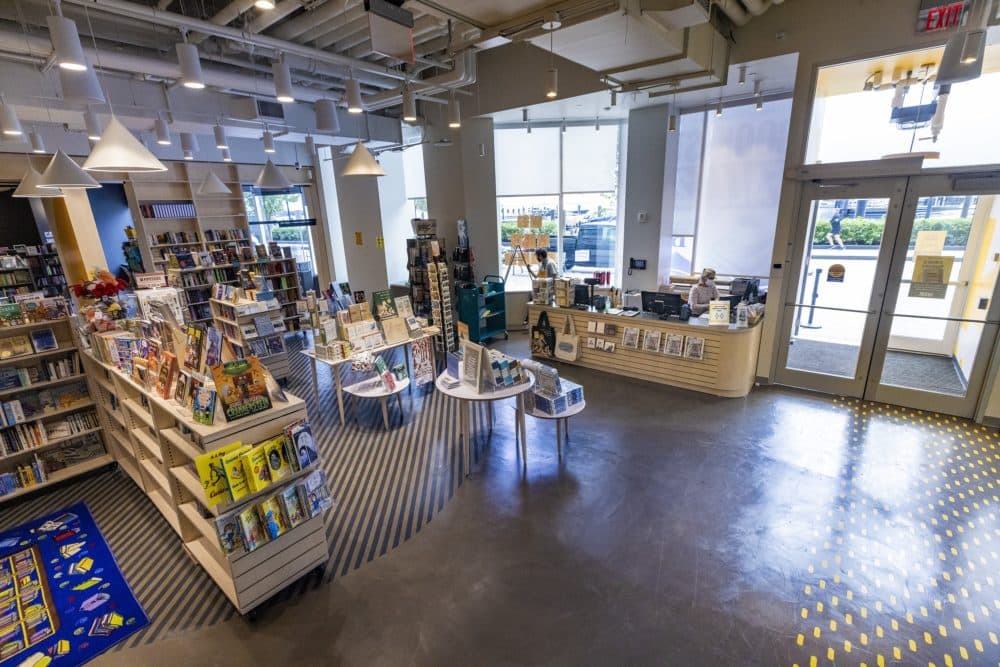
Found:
[29,129,46,153]
[214,124,228,149]
[47,5,87,72]
[263,129,276,153]
[155,114,171,145]
[346,77,364,114]
[448,93,461,129]
[0,99,23,136]
[273,55,295,103]
[176,41,205,90]
[84,109,102,141]
[315,98,341,134]
[402,86,417,123]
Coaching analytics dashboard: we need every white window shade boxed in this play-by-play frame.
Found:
[695,99,792,277]
[672,112,704,236]
[402,145,426,199]
[494,127,560,196]
[562,125,619,193]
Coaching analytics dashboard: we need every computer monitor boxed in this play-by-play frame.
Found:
[641,291,683,317]
[728,277,759,302]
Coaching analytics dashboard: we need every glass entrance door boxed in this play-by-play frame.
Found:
[866,175,1000,417]
[775,178,909,396]
[776,173,1000,418]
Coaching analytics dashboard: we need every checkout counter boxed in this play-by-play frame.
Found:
[528,278,762,398]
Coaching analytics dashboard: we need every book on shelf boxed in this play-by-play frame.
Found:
[239,443,272,494]
[194,440,244,506]
[286,419,317,469]
[258,495,289,540]
[214,512,245,555]
[29,328,58,353]
[191,384,217,425]
[280,485,308,528]
[223,444,253,502]
[237,505,269,552]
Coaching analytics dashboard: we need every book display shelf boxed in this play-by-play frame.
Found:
[0,259,35,301]
[210,298,290,383]
[167,265,242,324]
[82,351,328,615]
[0,312,110,502]
[242,256,304,332]
[0,244,67,297]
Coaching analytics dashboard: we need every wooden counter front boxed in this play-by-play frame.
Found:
[527,304,762,398]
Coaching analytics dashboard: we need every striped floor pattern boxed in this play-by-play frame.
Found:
[0,334,494,649]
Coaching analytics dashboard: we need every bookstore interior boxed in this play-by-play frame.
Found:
[4,0,1000,664]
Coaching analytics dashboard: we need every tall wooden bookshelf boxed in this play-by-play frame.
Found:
[242,257,304,332]
[0,316,110,502]
[210,297,290,383]
[82,352,327,614]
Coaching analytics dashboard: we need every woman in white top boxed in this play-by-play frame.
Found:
[687,268,719,315]
[529,249,559,279]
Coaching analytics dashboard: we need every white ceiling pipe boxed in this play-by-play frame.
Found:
[58,0,409,82]
[272,0,361,41]
[364,49,476,112]
[311,15,371,50]
[715,0,751,26]
[188,1,257,44]
[249,0,307,34]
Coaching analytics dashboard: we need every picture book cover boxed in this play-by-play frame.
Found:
[214,511,244,556]
[222,444,253,502]
[182,325,203,372]
[257,495,289,540]
[263,436,291,482]
[173,370,191,406]
[0,302,24,326]
[280,485,308,528]
[210,357,272,422]
[393,295,414,319]
[203,327,223,369]
[0,334,33,359]
[302,469,333,517]
[239,443,272,494]
[285,419,318,469]
[156,351,178,399]
[372,289,397,320]
[113,336,136,374]
[237,505,269,553]
[194,440,244,506]
[192,385,217,425]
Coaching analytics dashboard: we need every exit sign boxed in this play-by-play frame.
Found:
[917,0,970,32]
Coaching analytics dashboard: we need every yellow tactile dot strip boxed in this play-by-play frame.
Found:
[790,398,1000,667]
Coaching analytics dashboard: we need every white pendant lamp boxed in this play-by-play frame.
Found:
[59,66,105,104]
[346,78,364,114]
[448,93,461,129]
[221,148,232,162]
[262,129,276,153]
[176,42,205,89]
[256,159,292,189]
[305,134,316,156]
[29,129,46,153]
[544,68,558,99]
[255,0,276,8]
[39,149,100,189]
[402,86,417,122]
[315,98,340,133]
[47,14,87,72]
[155,115,172,145]
[0,100,23,136]
[198,171,232,195]
[13,166,63,198]
[341,140,384,177]
[83,115,167,172]
[213,124,228,149]
[272,56,295,103]
[180,131,198,160]
[84,109,102,141]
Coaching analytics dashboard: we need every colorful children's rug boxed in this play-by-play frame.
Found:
[0,502,148,666]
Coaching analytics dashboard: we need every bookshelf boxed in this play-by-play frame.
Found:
[82,352,328,615]
[0,244,68,297]
[167,265,243,324]
[0,314,110,502]
[241,257,304,332]
[210,298,291,383]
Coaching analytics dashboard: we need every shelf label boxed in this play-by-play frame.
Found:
[135,273,168,289]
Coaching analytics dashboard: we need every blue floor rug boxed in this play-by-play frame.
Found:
[0,502,148,666]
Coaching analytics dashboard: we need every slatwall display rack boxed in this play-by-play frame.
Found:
[0,317,110,503]
[82,351,327,614]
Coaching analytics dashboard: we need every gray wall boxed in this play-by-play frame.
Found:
[621,105,669,292]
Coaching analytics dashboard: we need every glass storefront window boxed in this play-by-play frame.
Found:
[497,195,559,292]
[243,185,317,290]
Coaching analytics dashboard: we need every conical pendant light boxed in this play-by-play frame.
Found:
[198,171,232,195]
[256,159,292,190]
[341,140,384,177]
[83,116,166,172]
[39,149,100,189]
[13,166,63,198]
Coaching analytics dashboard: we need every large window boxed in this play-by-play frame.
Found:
[494,123,622,291]
[806,44,1000,167]
[243,185,317,289]
[402,145,428,220]
[669,98,792,280]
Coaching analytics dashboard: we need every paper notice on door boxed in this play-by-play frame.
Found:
[908,254,954,299]
[575,249,590,262]
[914,230,947,256]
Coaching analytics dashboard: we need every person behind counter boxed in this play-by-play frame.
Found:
[687,268,719,316]
[528,249,560,279]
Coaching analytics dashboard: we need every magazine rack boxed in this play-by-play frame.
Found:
[83,352,328,615]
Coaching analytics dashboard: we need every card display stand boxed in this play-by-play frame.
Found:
[0,317,110,503]
[210,298,290,383]
[82,352,328,615]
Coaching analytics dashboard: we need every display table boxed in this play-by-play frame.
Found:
[527,304,761,398]
[521,400,586,461]
[343,376,409,430]
[434,371,535,476]
[301,327,438,426]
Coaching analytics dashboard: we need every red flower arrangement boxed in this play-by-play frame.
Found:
[71,270,128,299]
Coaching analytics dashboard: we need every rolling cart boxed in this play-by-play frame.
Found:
[457,274,508,343]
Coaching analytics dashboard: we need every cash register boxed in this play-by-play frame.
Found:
[641,291,689,321]
[728,277,760,303]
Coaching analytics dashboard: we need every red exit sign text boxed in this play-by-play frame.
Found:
[916,0,970,32]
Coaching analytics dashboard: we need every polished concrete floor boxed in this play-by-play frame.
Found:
[88,332,1000,666]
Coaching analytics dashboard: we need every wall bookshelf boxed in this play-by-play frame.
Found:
[210,298,290,382]
[241,257,304,332]
[82,352,328,614]
[0,315,109,502]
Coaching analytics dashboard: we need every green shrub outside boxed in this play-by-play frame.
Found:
[812,218,972,246]
[499,220,559,242]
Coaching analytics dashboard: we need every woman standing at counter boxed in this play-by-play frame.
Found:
[687,268,719,316]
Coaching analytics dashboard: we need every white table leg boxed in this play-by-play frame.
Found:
[334,364,345,427]
[380,397,390,431]
[310,356,319,404]
[463,399,472,477]
[405,343,413,395]
[488,401,494,434]
[564,417,570,442]
[556,418,562,459]
[518,395,527,472]
[396,392,403,422]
